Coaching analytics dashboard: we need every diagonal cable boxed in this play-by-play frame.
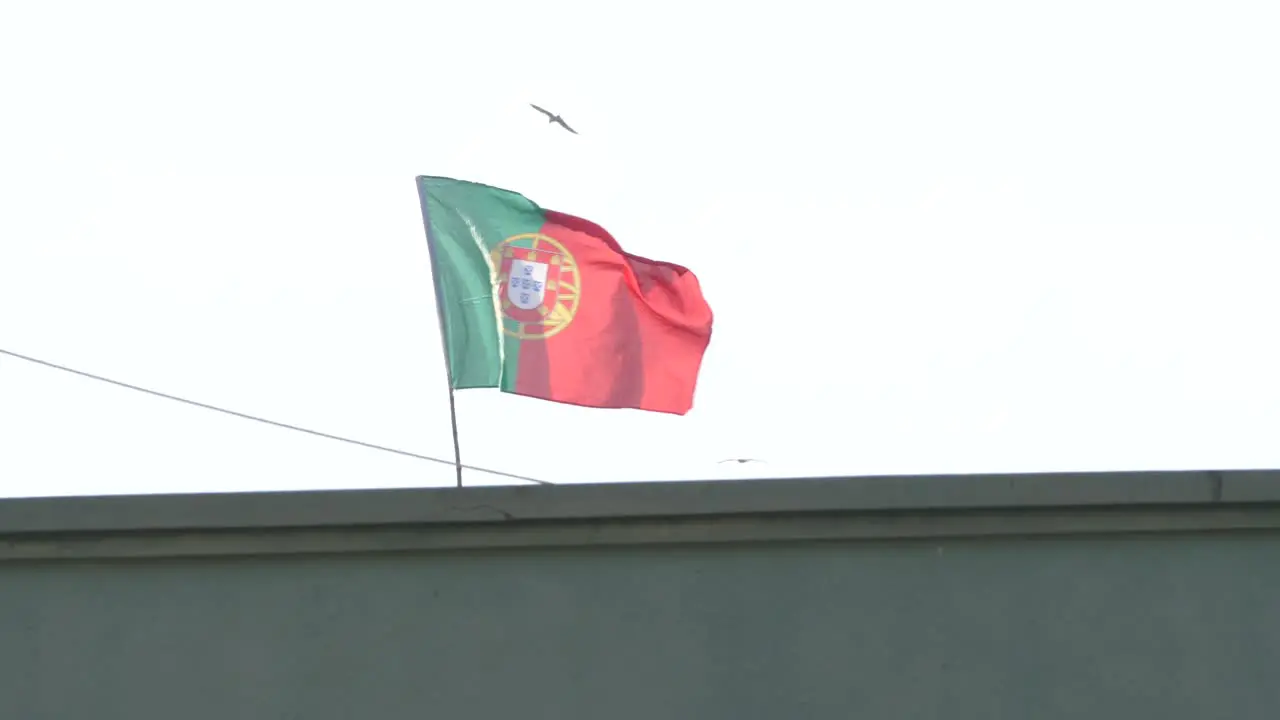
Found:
[0,347,549,485]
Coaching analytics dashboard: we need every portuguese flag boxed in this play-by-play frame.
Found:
[415,175,714,415]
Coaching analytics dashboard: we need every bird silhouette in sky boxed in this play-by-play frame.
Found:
[718,458,765,464]
[530,104,578,134]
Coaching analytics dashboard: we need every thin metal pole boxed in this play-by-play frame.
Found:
[416,176,465,488]
[445,385,463,487]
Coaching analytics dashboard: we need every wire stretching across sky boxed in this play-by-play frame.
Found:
[0,347,550,486]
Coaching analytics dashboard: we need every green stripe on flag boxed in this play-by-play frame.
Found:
[417,176,543,390]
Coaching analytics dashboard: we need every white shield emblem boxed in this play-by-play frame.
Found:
[493,233,582,341]
[506,258,548,310]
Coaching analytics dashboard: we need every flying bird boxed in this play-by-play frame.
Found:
[718,458,765,464]
[530,104,578,134]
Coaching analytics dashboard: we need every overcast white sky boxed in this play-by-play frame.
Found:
[2,1,1278,497]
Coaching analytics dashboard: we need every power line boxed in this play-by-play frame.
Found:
[0,347,550,486]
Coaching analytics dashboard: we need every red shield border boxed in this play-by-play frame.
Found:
[498,246,564,324]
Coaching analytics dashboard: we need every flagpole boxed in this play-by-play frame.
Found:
[416,177,465,488]
[444,383,463,488]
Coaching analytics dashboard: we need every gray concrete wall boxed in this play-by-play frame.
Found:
[2,470,1279,719]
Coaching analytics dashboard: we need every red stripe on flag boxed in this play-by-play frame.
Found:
[512,211,712,414]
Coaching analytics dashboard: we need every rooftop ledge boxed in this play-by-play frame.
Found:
[1,470,1278,561]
